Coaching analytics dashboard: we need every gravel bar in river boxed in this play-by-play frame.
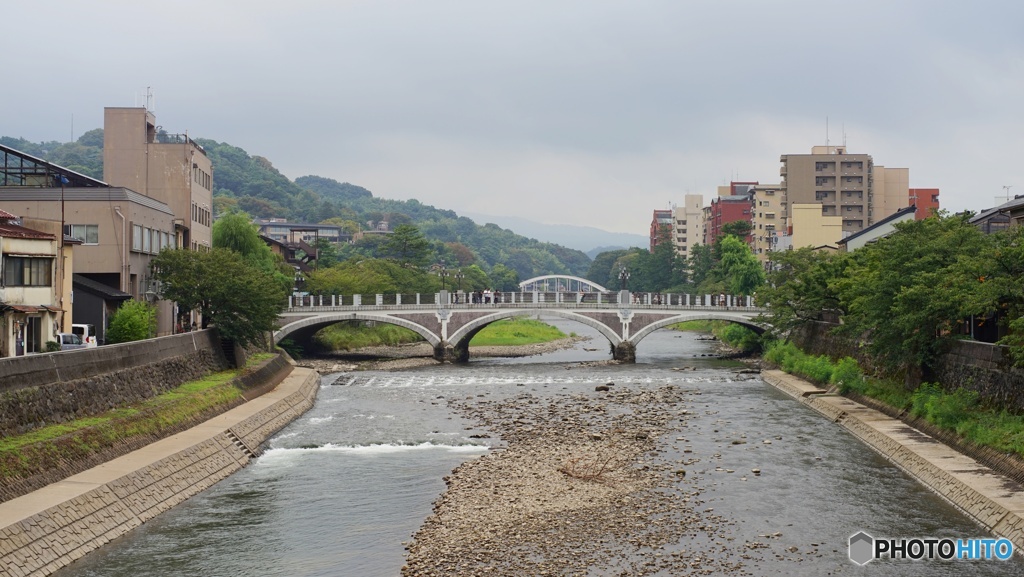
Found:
[401,383,767,576]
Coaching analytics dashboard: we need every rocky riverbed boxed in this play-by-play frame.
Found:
[400,384,774,576]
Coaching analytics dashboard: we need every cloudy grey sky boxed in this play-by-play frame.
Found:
[3,1,1022,233]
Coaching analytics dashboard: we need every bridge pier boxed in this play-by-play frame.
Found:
[433,342,470,364]
[613,341,636,363]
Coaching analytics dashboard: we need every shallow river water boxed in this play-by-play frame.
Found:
[55,319,1022,576]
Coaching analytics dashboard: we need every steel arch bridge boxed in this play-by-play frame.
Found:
[518,275,609,293]
[276,290,767,363]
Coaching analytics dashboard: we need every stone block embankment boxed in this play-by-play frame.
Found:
[0,367,319,577]
[763,370,1024,555]
[0,331,230,436]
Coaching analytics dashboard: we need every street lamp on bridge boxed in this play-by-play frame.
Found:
[436,262,450,291]
[454,268,465,292]
[618,267,630,290]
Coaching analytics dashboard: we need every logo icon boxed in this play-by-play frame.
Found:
[849,531,874,565]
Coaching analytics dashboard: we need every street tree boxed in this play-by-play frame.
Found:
[152,248,287,347]
[716,235,765,295]
[832,213,988,376]
[756,247,847,339]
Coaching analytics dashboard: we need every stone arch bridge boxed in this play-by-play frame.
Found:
[276,290,767,363]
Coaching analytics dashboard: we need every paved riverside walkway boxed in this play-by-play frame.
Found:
[0,367,319,577]
[762,369,1024,550]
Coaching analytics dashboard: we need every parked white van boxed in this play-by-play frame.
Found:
[71,324,98,347]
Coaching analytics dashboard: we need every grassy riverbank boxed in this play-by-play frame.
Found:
[306,317,569,354]
[0,353,275,494]
[670,320,762,353]
[764,340,1024,457]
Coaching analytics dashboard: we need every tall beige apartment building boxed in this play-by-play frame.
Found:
[749,184,785,263]
[779,145,909,237]
[104,108,213,252]
[671,194,704,260]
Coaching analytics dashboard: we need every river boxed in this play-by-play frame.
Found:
[54,318,1022,576]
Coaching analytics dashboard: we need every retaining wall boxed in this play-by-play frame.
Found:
[790,322,1024,406]
[0,331,224,392]
[0,355,294,503]
[0,331,229,436]
[0,368,319,577]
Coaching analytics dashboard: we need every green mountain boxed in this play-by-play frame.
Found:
[2,131,591,280]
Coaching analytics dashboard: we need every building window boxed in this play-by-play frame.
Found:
[143,227,152,253]
[3,256,52,286]
[64,224,99,244]
[132,224,143,251]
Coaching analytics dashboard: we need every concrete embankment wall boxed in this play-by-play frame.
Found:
[0,331,229,436]
[0,367,319,577]
[762,370,1024,553]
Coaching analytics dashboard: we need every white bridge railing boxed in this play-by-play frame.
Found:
[286,291,760,311]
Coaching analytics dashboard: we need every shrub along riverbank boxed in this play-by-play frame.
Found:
[670,320,761,354]
[672,320,1024,459]
[764,340,1024,458]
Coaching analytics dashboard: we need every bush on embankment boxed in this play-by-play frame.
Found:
[764,340,1024,457]
[0,354,277,501]
[671,320,762,354]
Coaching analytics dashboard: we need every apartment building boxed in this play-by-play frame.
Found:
[749,184,785,263]
[705,186,753,247]
[649,209,673,252]
[103,107,213,252]
[670,194,703,260]
[780,145,909,236]
[909,188,941,220]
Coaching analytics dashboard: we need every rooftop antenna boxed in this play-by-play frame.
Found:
[1004,185,1014,201]
[136,87,155,111]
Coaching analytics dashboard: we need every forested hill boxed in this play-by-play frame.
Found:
[0,132,591,279]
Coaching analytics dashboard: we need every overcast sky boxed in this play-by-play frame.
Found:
[3,1,1022,233]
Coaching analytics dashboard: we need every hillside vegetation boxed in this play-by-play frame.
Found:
[1,131,590,280]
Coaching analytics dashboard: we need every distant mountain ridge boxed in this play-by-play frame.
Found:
[461,211,647,256]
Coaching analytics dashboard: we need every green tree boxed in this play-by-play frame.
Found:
[963,225,1024,366]
[721,220,752,239]
[757,247,847,338]
[212,210,293,294]
[687,244,714,288]
[715,235,764,295]
[380,224,431,266]
[489,263,520,291]
[152,248,287,347]
[313,238,340,268]
[105,300,157,343]
[637,225,686,291]
[832,213,987,376]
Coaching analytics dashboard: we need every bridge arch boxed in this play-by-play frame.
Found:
[448,309,623,350]
[518,275,609,293]
[627,312,767,347]
[274,313,442,347]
